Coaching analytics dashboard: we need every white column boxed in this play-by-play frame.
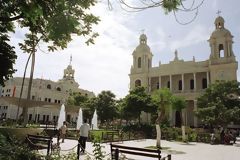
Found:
[193,100,198,127]
[159,76,161,89]
[206,71,209,87]
[193,73,196,91]
[170,75,172,91]
[182,74,185,92]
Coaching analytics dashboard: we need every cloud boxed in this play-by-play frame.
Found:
[169,25,209,51]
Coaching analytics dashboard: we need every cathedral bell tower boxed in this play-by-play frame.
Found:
[208,16,238,82]
[129,33,153,89]
[208,16,235,63]
[132,34,153,72]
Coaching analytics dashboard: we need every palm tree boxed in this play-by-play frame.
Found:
[152,88,172,148]
[171,96,187,142]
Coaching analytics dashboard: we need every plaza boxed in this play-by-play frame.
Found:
[40,138,240,160]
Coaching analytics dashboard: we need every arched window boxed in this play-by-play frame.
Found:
[190,79,194,90]
[167,81,170,89]
[178,80,182,90]
[202,78,207,89]
[138,57,141,68]
[157,82,159,89]
[47,84,51,89]
[135,80,141,87]
[219,44,224,58]
[56,87,61,91]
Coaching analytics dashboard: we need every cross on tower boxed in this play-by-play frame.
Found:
[216,10,221,16]
[141,29,145,34]
[70,54,72,65]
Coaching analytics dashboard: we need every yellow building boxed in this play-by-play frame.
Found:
[129,16,238,127]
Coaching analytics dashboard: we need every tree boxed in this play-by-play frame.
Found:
[171,96,187,141]
[95,91,118,124]
[0,34,17,86]
[123,87,156,124]
[0,0,100,86]
[67,92,89,107]
[196,81,240,127]
[152,88,172,148]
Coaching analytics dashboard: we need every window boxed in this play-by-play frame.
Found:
[56,87,61,91]
[190,79,194,90]
[29,114,32,121]
[32,96,35,100]
[48,98,51,103]
[219,44,224,58]
[157,82,159,89]
[138,57,141,68]
[85,93,88,96]
[47,84,51,89]
[45,98,48,102]
[58,100,61,104]
[202,78,207,89]
[55,99,58,103]
[135,80,141,87]
[167,81,170,89]
[178,80,182,90]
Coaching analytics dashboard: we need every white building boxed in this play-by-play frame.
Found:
[0,60,94,123]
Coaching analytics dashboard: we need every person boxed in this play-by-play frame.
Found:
[58,121,67,143]
[78,119,90,153]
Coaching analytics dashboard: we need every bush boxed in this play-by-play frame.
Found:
[0,133,41,160]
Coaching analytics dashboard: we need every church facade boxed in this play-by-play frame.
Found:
[0,60,94,123]
[129,16,238,127]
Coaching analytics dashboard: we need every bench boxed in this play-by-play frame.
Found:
[110,143,171,160]
[25,134,53,155]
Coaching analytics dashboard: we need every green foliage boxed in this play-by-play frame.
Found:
[162,0,181,13]
[49,151,78,160]
[123,87,157,123]
[0,34,17,86]
[95,91,118,123]
[0,133,40,160]
[92,137,106,160]
[152,88,173,123]
[122,124,155,138]
[67,92,89,107]
[171,96,186,111]
[196,81,240,126]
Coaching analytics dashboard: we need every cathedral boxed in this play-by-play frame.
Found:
[129,16,238,127]
[0,58,94,123]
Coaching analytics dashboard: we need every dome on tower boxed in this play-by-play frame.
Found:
[214,16,224,25]
[133,34,151,55]
[140,34,147,42]
[210,16,232,39]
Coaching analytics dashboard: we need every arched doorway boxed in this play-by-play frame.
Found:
[175,111,181,127]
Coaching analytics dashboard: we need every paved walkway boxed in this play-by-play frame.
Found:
[39,138,240,160]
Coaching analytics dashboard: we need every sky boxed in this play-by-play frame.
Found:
[10,0,240,99]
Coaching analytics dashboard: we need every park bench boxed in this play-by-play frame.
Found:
[25,134,54,155]
[110,143,171,160]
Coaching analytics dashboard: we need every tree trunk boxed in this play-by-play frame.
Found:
[156,124,161,148]
[181,110,186,142]
[16,53,32,122]
[23,50,35,125]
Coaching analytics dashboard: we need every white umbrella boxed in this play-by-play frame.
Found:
[76,108,83,129]
[57,104,66,129]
